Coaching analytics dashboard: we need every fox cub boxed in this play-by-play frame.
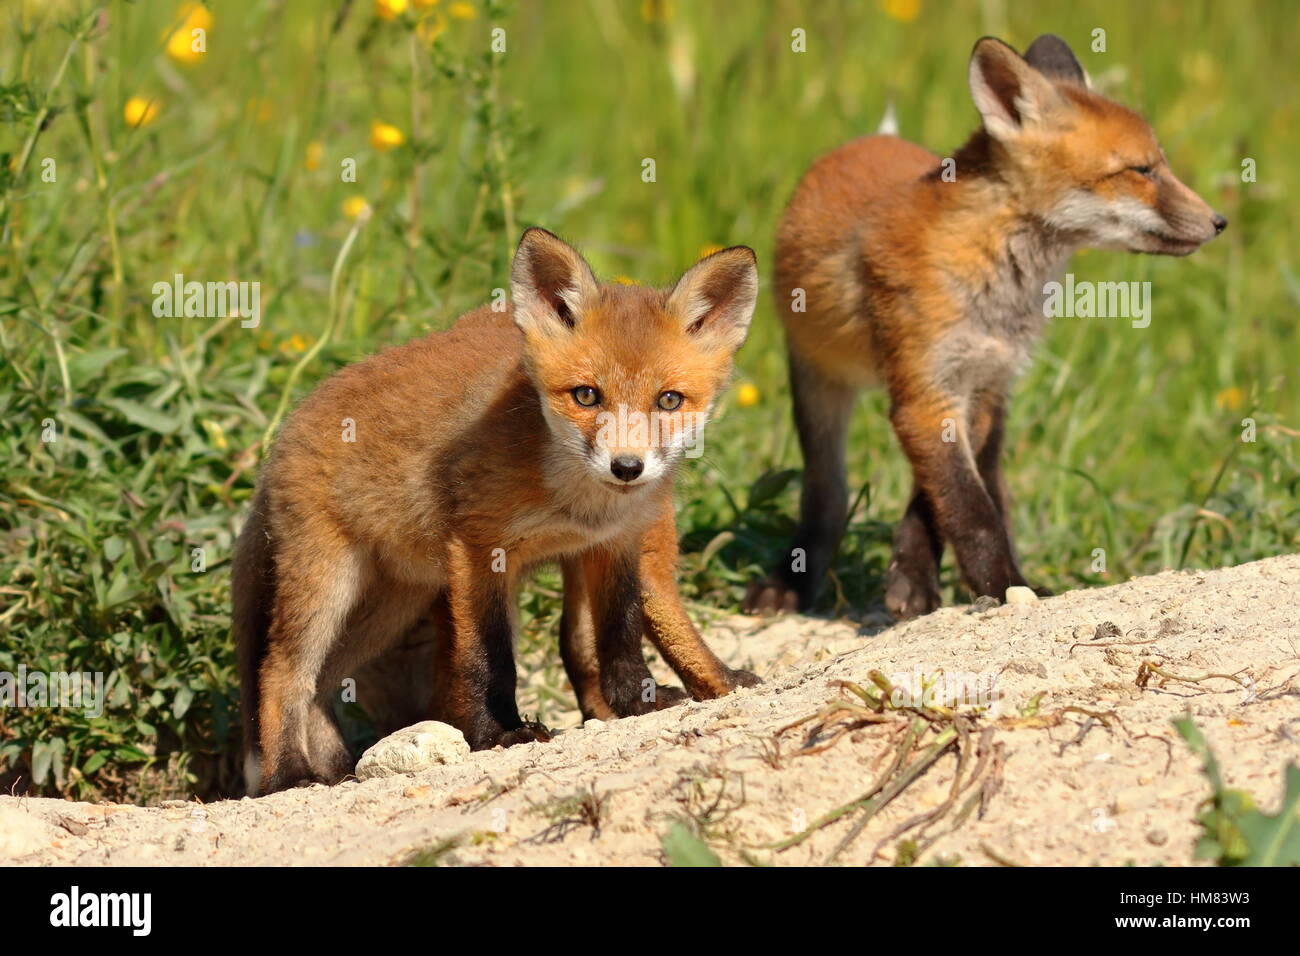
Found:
[746,34,1226,619]
[235,228,759,795]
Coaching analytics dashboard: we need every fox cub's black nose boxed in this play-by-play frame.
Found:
[1212,213,1228,235]
[610,455,644,482]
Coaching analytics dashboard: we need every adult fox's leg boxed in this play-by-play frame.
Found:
[745,351,858,614]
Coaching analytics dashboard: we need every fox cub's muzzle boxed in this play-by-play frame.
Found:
[610,454,645,482]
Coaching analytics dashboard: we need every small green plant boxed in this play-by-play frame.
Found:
[1175,715,1300,866]
[660,822,721,867]
[524,784,608,844]
[402,835,463,867]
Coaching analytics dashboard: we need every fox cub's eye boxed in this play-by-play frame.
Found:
[572,386,600,407]
[657,391,684,411]
[1130,165,1154,178]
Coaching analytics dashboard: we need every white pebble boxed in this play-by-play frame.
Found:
[1005,586,1039,605]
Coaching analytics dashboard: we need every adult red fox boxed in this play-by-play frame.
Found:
[235,228,759,795]
[746,34,1226,619]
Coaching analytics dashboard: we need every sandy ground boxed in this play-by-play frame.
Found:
[3,554,1298,867]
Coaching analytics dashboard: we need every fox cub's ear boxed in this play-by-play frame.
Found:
[511,227,601,337]
[1023,34,1088,88]
[968,37,1067,141]
[666,246,758,353]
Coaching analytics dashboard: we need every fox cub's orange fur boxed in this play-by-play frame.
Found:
[746,35,1226,619]
[235,228,759,795]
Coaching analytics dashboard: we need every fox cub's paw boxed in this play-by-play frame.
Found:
[884,564,942,621]
[683,665,761,702]
[651,684,691,710]
[742,576,802,616]
[492,722,553,749]
[722,666,761,690]
[606,681,689,718]
[260,768,332,796]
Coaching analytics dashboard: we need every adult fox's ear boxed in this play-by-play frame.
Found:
[510,227,601,336]
[1024,34,1088,88]
[666,246,758,353]
[968,36,1068,141]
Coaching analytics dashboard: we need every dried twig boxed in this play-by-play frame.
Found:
[1136,660,1252,692]
[1068,637,1159,656]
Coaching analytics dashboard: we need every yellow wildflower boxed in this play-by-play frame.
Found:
[124,96,161,128]
[698,244,725,259]
[448,2,476,19]
[735,383,760,408]
[164,3,211,64]
[614,276,640,286]
[280,333,309,355]
[200,419,228,451]
[343,196,372,220]
[1215,386,1245,412]
[370,119,405,152]
[417,12,449,44]
[305,141,323,171]
[879,0,921,22]
[374,0,408,20]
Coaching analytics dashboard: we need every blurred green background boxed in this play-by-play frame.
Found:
[1,0,1296,801]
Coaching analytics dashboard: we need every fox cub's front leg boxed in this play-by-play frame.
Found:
[561,545,688,720]
[562,504,756,719]
[431,545,551,750]
[640,500,759,699]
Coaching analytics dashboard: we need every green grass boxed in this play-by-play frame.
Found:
[1,0,1296,800]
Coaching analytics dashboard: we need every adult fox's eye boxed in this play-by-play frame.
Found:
[657,391,683,411]
[572,386,599,407]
